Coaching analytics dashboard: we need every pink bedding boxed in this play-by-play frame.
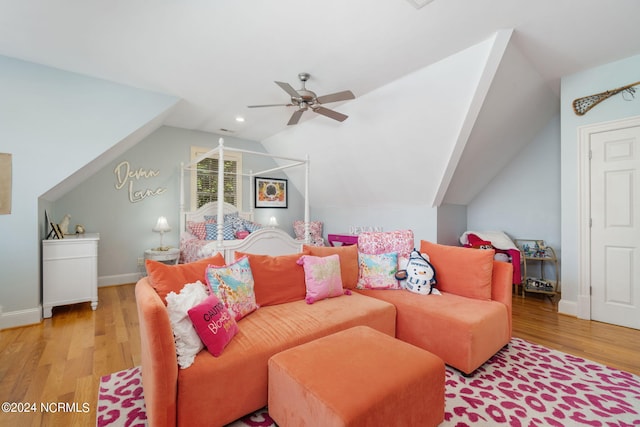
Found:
[180,237,215,263]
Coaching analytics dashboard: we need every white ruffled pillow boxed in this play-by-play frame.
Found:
[166,281,209,369]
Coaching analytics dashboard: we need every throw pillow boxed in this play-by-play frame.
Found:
[165,281,209,369]
[205,256,258,321]
[187,221,208,240]
[303,244,359,289]
[235,251,310,306]
[356,252,399,290]
[419,240,494,300]
[357,229,414,260]
[205,222,235,240]
[187,293,239,357]
[297,254,348,304]
[146,253,226,304]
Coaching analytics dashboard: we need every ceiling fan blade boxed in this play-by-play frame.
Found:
[313,106,348,122]
[247,103,292,108]
[287,109,305,125]
[316,90,355,104]
[275,81,300,99]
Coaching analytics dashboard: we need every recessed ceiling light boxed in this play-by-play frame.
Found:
[406,0,435,9]
[235,116,245,122]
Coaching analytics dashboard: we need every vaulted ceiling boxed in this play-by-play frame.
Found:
[2,0,640,206]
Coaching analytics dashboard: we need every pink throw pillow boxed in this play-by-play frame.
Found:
[297,254,348,304]
[188,294,239,357]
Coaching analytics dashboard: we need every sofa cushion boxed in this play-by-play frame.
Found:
[236,251,309,306]
[146,253,226,304]
[165,281,209,369]
[356,252,399,290]
[188,293,239,357]
[297,254,346,304]
[206,256,258,321]
[356,288,510,374]
[304,244,359,289]
[419,240,494,300]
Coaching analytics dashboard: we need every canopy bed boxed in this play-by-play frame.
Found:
[179,138,311,262]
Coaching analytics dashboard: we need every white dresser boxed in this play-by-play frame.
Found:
[42,233,99,318]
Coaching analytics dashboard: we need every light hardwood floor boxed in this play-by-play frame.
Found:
[1,284,638,426]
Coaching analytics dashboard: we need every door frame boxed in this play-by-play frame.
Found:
[577,114,640,320]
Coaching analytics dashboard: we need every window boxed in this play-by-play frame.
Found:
[190,146,243,211]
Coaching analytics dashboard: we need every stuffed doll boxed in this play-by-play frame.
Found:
[395,249,440,295]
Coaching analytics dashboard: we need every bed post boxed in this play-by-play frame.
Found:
[217,138,225,252]
[304,154,310,244]
[249,169,254,221]
[180,161,185,234]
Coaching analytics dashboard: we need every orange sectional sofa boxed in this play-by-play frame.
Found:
[135,239,512,427]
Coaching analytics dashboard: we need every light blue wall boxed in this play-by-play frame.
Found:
[467,114,561,281]
[560,53,640,315]
[0,56,178,328]
[53,126,305,285]
[468,115,560,247]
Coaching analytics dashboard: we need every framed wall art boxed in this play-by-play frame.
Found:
[255,177,288,208]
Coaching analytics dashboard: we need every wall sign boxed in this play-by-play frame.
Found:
[114,160,167,203]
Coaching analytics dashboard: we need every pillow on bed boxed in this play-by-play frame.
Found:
[146,253,225,304]
[236,250,310,306]
[303,244,359,289]
[206,256,258,321]
[205,222,235,240]
[187,221,209,240]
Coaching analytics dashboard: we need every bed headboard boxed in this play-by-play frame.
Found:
[183,201,253,231]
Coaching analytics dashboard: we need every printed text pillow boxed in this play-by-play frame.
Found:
[188,293,239,357]
[206,256,258,321]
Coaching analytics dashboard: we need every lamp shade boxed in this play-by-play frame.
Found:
[153,216,171,233]
[268,216,278,227]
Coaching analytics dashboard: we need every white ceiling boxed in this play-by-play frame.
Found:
[2,0,640,142]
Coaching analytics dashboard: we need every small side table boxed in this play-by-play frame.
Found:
[144,247,180,270]
[327,233,359,247]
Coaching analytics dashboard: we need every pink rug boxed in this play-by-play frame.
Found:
[97,338,640,426]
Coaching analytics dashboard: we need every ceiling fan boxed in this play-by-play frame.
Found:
[248,72,355,125]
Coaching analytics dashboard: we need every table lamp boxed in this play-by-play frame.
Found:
[153,216,171,250]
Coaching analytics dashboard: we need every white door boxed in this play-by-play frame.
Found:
[590,125,640,329]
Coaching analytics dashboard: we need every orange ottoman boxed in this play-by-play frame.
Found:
[268,326,445,427]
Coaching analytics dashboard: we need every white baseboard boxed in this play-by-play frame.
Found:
[0,306,41,330]
[558,298,577,317]
[98,272,144,287]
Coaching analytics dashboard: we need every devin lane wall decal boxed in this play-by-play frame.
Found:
[114,160,167,203]
[0,153,11,215]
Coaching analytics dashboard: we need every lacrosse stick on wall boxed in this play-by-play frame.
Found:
[573,80,640,116]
